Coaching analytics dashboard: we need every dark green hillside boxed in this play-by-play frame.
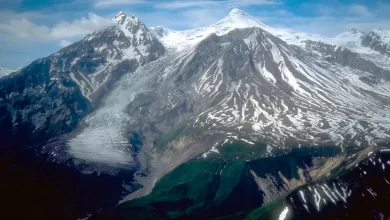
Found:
[91,143,341,220]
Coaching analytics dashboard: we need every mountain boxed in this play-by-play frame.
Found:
[0,11,165,220]
[150,9,269,51]
[0,66,16,78]
[0,11,165,149]
[2,8,390,220]
[332,28,365,49]
[65,8,390,209]
[362,29,390,57]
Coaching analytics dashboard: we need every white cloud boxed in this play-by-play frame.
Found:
[50,13,112,39]
[155,1,219,9]
[0,12,112,42]
[349,4,372,17]
[0,18,50,39]
[94,0,146,8]
[130,7,228,30]
[59,39,72,47]
[155,0,280,9]
[179,9,226,28]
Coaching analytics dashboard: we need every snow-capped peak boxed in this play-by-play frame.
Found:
[112,11,127,24]
[334,28,365,41]
[372,28,387,33]
[330,28,365,52]
[228,8,249,16]
[348,28,362,35]
[150,8,270,51]
[111,11,152,43]
[369,28,390,42]
[112,11,141,27]
[215,8,269,32]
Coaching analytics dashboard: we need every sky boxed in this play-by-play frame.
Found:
[1,0,390,69]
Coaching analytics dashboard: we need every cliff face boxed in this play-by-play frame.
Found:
[0,12,165,151]
[250,155,345,204]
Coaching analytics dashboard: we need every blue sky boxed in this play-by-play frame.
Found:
[1,0,390,68]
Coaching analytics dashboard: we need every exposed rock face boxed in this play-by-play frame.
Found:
[303,40,390,81]
[362,29,390,57]
[0,60,91,149]
[283,149,390,220]
[251,155,345,204]
[55,12,165,102]
[123,27,390,157]
[0,12,165,149]
[65,26,390,203]
[2,8,390,220]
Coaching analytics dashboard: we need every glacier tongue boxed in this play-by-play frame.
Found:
[66,54,172,167]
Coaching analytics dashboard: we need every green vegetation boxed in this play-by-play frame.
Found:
[91,143,342,220]
[92,155,264,219]
[219,140,267,160]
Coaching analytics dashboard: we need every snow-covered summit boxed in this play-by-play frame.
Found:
[112,11,142,30]
[150,8,270,51]
[110,11,158,59]
[348,28,362,35]
[112,11,126,24]
[368,28,390,44]
[215,8,269,31]
[334,28,365,41]
[331,28,365,50]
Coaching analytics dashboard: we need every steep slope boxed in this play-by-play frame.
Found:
[0,11,165,150]
[0,11,166,220]
[332,28,365,50]
[246,148,390,220]
[331,28,390,71]
[144,27,390,148]
[52,11,165,102]
[362,29,390,57]
[68,25,390,202]
[150,8,390,71]
[2,8,390,220]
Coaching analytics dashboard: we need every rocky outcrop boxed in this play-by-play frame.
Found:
[250,155,345,204]
[362,29,390,57]
[284,148,390,220]
[0,12,165,150]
